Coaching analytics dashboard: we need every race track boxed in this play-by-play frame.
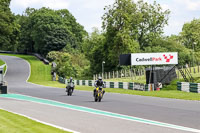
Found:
[0,55,200,133]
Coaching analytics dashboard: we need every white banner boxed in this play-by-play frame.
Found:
[131,52,178,65]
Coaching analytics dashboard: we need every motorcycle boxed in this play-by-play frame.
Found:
[94,86,104,102]
[66,82,74,96]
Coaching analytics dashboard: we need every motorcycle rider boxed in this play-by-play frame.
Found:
[93,77,105,97]
[66,77,75,93]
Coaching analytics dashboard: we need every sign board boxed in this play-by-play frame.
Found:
[131,52,178,65]
[119,54,131,65]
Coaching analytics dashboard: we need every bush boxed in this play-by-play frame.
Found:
[47,51,91,79]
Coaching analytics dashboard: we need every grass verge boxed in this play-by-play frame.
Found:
[0,53,200,101]
[0,59,5,65]
[74,85,200,101]
[0,53,52,83]
[0,59,7,73]
[0,109,70,133]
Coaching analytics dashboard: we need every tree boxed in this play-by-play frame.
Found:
[82,28,106,74]
[136,0,170,49]
[102,0,170,48]
[180,19,200,51]
[0,0,19,50]
[144,37,192,65]
[18,7,86,55]
[102,0,140,67]
[47,51,91,79]
[17,8,36,53]
[102,0,170,68]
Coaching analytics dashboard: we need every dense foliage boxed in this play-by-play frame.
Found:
[0,0,199,78]
[46,51,90,79]
[0,0,19,51]
[17,8,87,55]
[179,19,200,64]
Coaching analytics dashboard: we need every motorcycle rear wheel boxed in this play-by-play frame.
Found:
[67,89,72,96]
[98,98,101,102]
[95,97,98,102]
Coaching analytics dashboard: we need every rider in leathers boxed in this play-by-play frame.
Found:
[66,77,75,92]
[93,77,105,97]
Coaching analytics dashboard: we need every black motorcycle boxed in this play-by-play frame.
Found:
[66,82,74,96]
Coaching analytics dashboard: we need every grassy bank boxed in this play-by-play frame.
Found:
[0,59,5,65]
[0,59,6,73]
[0,109,70,133]
[0,53,200,101]
[0,53,52,83]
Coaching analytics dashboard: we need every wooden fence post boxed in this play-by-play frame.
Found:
[131,68,134,80]
[176,68,179,79]
[133,69,136,79]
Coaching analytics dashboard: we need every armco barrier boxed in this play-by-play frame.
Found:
[110,82,114,88]
[177,82,200,93]
[82,80,85,85]
[77,80,80,85]
[129,83,134,90]
[79,80,82,86]
[190,83,198,93]
[198,84,200,93]
[88,80,92,86]
[177,82,181,91]
[123,82,129,89]
[145,84,149,91]
[114,82,118,88]
[119,82,123,88]
[105,81,110,88]
[59,77,156,91]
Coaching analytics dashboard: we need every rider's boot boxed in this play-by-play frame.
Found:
[93,89,96,97]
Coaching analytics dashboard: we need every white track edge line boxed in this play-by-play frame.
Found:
[0,107,80,133]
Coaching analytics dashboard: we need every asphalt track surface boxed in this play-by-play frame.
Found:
[0,55,200,133]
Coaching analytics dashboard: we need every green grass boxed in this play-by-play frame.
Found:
[105,75,146,83]
[0,53,52,83]
[0,53,200,101]
[0,59,6,73]
[0,109,70,133]
[0,59,5,65]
